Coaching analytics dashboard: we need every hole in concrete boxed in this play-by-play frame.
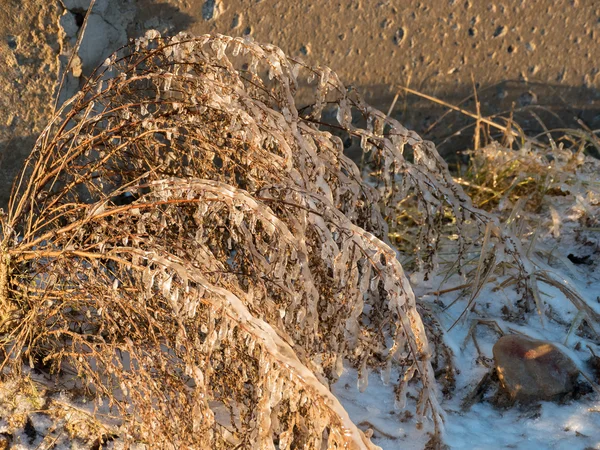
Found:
[493,26,507,38]
[7,35,17,49]
[230,13,241,29]
[72,9,85,28]
[393,27,405,45]
[202,0,220,21]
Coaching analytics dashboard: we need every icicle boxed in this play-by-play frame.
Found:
[357,359,369,393]
[335,354,344,378]
[161,274,173,298]
[381,359,392,385]
[163,73,173,92]
[249,56,259,75]
[231,41,242,56]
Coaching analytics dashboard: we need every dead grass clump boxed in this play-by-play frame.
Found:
[397,85,600,337]
[0,32,458,448]
[459,142,596,216]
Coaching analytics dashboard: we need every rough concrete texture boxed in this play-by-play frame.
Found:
[1,0,599,207]
[144,0,599,92]
[0,0,64,208]
[150,0,599,156]
[493,334,580,402]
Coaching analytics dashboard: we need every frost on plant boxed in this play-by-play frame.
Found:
[0,32,574,447]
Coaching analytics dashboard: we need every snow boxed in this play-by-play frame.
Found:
[336,363,600,449]
[333,240,600,449]
[334,323,600,449]
[444,401,600,449]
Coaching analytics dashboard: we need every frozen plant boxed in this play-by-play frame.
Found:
[2,31,590,448]
[0,31,448,449]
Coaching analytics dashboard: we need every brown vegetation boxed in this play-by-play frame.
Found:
[1,31,598,448]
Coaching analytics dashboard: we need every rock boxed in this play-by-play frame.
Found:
[59,11,79,41]
[493,335,579,402]
[587,354,600,383]
[57,0,135,78]
[77,13,126,73]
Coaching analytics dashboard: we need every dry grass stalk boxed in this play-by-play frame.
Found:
[0,32,455,448]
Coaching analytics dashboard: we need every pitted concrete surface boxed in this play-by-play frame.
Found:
[1,0,599,206]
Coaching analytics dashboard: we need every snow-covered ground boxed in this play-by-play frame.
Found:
[335,252,600,449]
[335,365,600,449]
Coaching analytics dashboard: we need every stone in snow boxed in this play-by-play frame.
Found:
[493,334,579,402]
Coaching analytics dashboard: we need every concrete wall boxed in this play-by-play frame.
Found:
[1,0,599,207]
